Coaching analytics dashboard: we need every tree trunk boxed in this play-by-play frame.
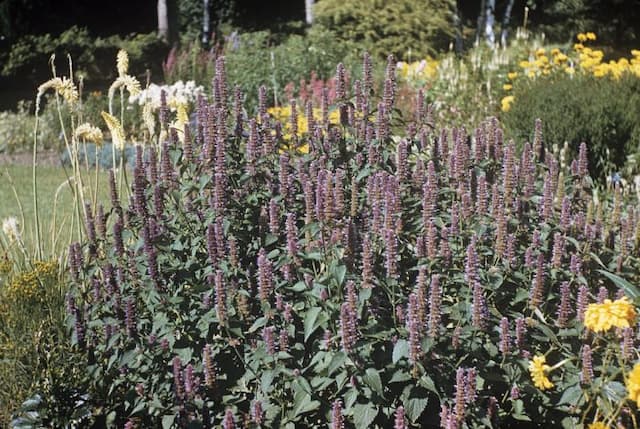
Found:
[202,0,211,46]
[305,0,314,24]
[484,0,496,47]
[453,0,463,54]
[158,0,169,42]
[500,0,515,47]
[476,0,486,45]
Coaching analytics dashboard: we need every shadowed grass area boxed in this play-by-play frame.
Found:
[0,163,110,426]
[0,163,111,256]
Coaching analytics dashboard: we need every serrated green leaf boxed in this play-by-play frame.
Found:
[363,368,384,397]
[162,415,176,429]
[418,374,438,396]
[328,352,347,375]
[392,339,409,363]
[389,370,412,383]
[304,306,323,341]
[344,387,359,410]
[404,396,428,422]
[333,264,347,286]
[248,316,268,333]
[558,384,583,405]
[352,403,378,429]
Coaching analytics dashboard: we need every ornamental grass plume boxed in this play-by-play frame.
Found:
[101,112,126,151]
[75,123,104,145]
[529,355,554,390]
[583,296,637,333]
[626,362,640,407]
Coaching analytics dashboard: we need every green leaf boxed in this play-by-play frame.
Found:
[603,381,626,402]
[352,403,378,429]
[344,387,359,410]
[363,368,384,397]
[392,339,409,364]
[162,415,176,429]
[333,264,347,286]
[597,269,640,298]
[248,316,268,333]
[328,352,347,375]
[304,306,323,341]
[389,370,412,383]
[418,374,438,396]
[404,396,428,422]
[558,384,583,405]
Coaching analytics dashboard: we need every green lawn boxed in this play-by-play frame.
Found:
[0,163,111,256]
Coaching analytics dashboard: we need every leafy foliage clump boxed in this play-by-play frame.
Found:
[21,53,640,428]
[502,73,640,180]
[314,0,455,60]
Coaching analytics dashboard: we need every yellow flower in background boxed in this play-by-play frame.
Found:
[519,60,531,69]
[626,363,640,407]
[501,95,514,112]
[535,48,546,57]
[507,72,518,80]
[529,355,554,390]
[553,53,568,64]
[503,84,513,91]
[588,422,608,429]
[586,32,597,41]
[75,123,104,146]
[574,43,585,51]
[584,296,637,332]
[577,33,588,42]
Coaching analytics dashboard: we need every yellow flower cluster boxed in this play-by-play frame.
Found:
[0,255,11,275]
[627,363,640,407]
[2,260,58,305]
[396,58,439,84]
[529,355,554,390]
[588,422,608,429]
[501,32,640,112]
[266,105,340,148]
[577,32,597,42]
[583,296,637,333]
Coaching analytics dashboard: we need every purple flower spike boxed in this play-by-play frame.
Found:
[394,405,407,429]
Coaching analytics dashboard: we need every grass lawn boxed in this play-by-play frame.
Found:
[0,163,111,256]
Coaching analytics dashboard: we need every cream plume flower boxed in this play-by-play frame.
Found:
[75,123,104,146]
[116,49,129,77]
[101,112,126,150]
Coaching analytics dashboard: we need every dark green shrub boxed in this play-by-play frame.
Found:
[502,73,640,180]
[1,27,167,84]
[314,0,456,60]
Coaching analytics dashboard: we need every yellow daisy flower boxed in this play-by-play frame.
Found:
[626,362,640,407]
[529,355,554,390]
[584,297,637,333]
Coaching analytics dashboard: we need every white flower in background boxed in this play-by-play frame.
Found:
[2,217,21,243]
[129,81,205,111]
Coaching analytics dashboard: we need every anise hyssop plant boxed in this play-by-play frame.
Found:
[66,53,640,428]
